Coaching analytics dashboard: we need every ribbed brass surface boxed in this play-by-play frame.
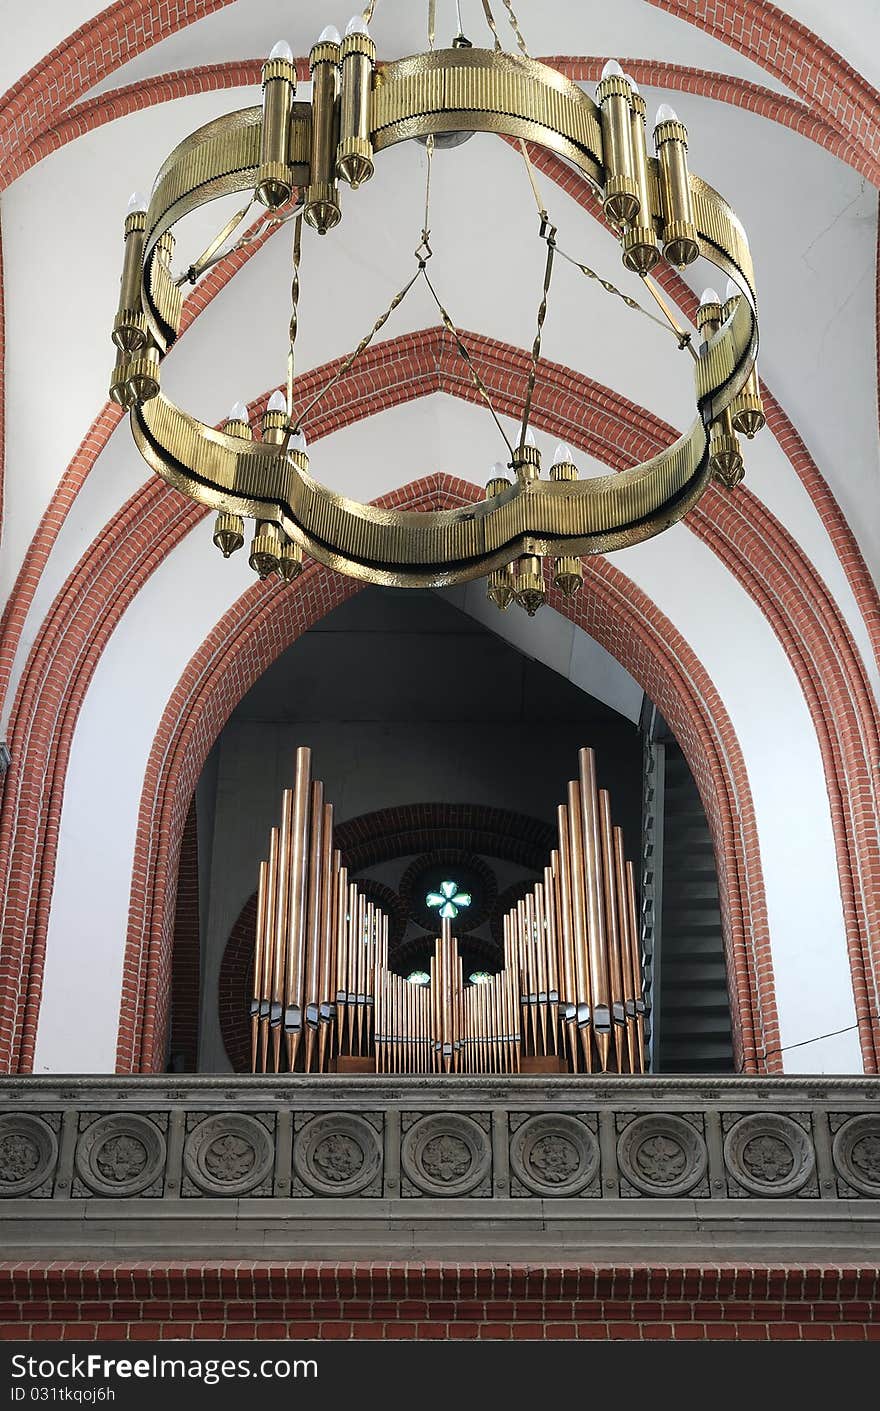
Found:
[120,44,760,589]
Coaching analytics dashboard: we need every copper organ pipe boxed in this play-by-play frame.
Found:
[578,748,612,1070]
[251,859,268,1073]
[613,826,638,1074]
[251,745,646,1076]
[268,821,284,1073]
[599,788,626,1073]
[284,747,312,1071]
[303,780,325,1072]
[625,860,647,1073]
[567,783,593,1071]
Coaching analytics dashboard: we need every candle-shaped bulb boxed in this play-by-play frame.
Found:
[318,24,341,43]
[225,400,249,423]
[268,39,293,61]
[654,102,679,127]
[290,428,308,453]
[126,191,147,214]
[267,389,288,414]
[552,442,574,466]
[524,427,537,448]
[345,14,369,35]
[725,277,741,301]
[601,59,624,79]
[700,288,720,307]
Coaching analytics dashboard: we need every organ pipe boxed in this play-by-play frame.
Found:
[250,745,647,1073]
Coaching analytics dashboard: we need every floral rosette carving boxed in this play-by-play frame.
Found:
[723,1113,814,1197]
[616,1114,707,1196]
[183,1114,273,1196]
[75,1114,165,1197]
[0,1115,58,1198]
[831,1115,880,1197]
[293,1114,382,1197]
[401,1114,490,1197]
[509,1114,599,1197]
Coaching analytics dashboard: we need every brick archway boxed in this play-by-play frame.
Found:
[117,472,779,1077]
[3,322,879,1074]
[0,16,877,1075]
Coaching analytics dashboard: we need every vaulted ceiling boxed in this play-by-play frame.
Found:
[1,2,879,1076]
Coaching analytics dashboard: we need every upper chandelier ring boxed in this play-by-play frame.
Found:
[111,32,764,612]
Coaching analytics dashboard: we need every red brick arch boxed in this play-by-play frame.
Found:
[116,468,779,1077]
[4,322,880,1078]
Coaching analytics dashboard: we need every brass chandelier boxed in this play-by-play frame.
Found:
[109,0,764,616]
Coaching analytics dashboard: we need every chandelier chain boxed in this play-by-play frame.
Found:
[501,0,530,56]
[175,198,255,286]
[174,200,303,288]
[554,243,694,347]
[479,0,504,51]
[519,221,556,446]
[420,268,515,456]
[292,266,423,434]
[285,213,303,422]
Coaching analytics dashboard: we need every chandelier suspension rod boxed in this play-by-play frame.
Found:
[480,0,503,50]
[552,242,694,349]
[286,213,303,424]
[519,221,556,449]
[513,137,694,357]
[291,264,424,434]
[174,199,255,287]
[419,265,515,456]
[501,0,530,57]
[637,273,699,359]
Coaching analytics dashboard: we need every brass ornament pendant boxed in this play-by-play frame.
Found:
[110,16,764,613]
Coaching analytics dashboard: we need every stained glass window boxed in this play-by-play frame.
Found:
[425,879,472,921]
[407,971,430,986]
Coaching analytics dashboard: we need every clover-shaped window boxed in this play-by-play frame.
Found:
[425,879,472,922]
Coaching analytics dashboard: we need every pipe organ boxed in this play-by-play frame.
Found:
[250,746,646,1074]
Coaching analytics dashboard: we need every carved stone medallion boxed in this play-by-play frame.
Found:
[509,1114,599,1197]
[616,1114,707,1197]
[75,1114,165,1197]
[401,1114,490,1197]
[183,1114,273,1196]
[831,1115,880,1197]
[293,1114,382,1197]
[723,1113,814,1197]
[0,1114,58,1197]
